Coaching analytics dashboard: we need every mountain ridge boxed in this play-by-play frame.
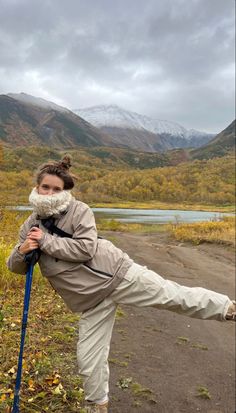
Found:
[5,93,215,151]
[0,93,233,158]
[7,92,69,113]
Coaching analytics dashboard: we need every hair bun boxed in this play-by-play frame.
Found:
[59,154,72,170]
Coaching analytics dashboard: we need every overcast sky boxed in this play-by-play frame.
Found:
[0,0,234,133]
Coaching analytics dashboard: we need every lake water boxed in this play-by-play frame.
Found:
[15,206,233,224]
[93,208,232,224]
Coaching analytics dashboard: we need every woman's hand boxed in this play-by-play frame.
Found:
[18,227,44,254]
[26,227,44,242]
[18,238,39,254]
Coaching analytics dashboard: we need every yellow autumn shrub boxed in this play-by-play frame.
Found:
[170,216,235,245]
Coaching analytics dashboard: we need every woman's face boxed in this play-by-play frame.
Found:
[37,174,64,195]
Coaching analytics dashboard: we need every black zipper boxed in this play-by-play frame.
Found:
[83,264,113,278]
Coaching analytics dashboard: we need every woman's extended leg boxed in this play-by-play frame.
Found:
[110,263,231,320]
[77,297,117,404]
[78,263,232,411]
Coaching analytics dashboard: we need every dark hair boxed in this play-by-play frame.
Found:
[36,155,75,190]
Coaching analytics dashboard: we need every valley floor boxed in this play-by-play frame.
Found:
[104,231,235,413]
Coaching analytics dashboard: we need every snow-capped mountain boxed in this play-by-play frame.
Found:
[74,104,215,150]
[74,104,187,135]
[7,92,69,113]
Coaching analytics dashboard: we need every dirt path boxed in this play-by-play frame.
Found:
[101,231,235,413]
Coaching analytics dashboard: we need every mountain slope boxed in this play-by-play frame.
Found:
[97,126,171,152]
[0,95,116,148]
[7,92,69,113]
[74,104,215,151]
[191,120,235,160]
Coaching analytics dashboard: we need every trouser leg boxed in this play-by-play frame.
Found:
[77,296,117,403]
[77,263,231,403]
[110,263,231,320]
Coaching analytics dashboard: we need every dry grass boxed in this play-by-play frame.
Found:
[169,216,235,246]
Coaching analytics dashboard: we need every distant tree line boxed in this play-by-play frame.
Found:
[0,142,234,207]
[75,156,234,205]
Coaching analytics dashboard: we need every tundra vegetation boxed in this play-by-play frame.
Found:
[0,145,234,210]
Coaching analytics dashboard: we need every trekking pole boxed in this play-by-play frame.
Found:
[12,241,40,413]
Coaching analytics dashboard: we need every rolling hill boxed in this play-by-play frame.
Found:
[0,144,191,172]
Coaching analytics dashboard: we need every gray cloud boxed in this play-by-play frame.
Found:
[0,0,234,132]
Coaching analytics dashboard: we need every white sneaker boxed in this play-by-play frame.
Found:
[226,300,236,321]
[84,401,108,413]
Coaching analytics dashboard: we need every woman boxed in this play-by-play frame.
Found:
[7,156,235,413]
